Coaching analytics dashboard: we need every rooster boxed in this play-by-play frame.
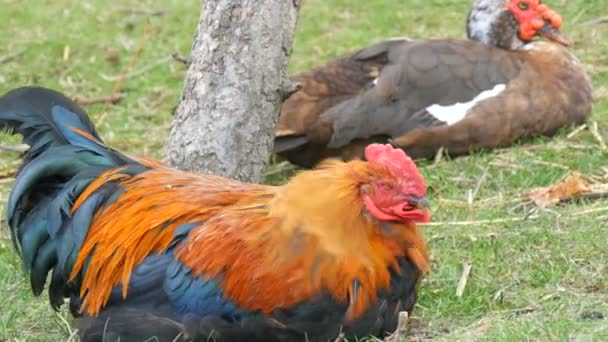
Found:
[0,86,431,341]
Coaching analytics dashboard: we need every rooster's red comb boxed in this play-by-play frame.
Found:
[364,144,427,197]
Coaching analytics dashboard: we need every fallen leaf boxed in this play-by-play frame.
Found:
[526,172,591,207]
[105,48,120,64]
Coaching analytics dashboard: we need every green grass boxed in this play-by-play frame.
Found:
[1,0,607,340]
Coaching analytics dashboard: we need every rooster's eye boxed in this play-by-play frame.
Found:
[518,1,529,10]
[380,183,394,190]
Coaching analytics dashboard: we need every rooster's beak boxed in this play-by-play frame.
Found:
[408,197,430,209]
[538,22,572,46]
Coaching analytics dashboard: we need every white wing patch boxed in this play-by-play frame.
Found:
[426,84,506,125]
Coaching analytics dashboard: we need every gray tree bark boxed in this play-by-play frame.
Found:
[164,0,301,182]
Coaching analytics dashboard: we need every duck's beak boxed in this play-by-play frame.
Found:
[538,22,572,46]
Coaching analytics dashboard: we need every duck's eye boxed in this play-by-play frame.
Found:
[518,1,529,10]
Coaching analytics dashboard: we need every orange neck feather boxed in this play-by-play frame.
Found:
[178,160,429,321]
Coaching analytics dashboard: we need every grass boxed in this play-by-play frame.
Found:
[0,0,607,340]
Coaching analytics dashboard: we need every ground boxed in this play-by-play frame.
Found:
[0,0,607,341]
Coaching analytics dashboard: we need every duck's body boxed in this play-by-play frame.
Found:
[275,0,593,167]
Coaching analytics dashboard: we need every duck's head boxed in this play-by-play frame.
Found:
[467,0,571,50]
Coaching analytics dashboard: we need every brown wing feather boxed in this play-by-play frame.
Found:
[275,39,410,139]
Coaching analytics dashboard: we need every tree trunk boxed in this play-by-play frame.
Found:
[164,0,301,182]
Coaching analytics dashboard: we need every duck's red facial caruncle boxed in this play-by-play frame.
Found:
[506,0,571,46]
